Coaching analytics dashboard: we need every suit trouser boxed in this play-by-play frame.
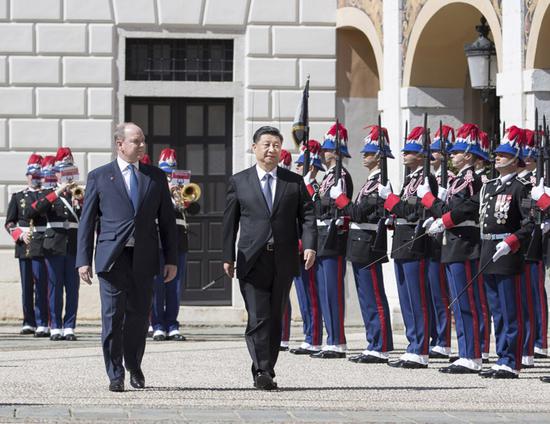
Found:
[427,260,452,349]
[45,254,79,330]
[18,257,48,328]
[352,262,393,353]
[525,261,548,352]
[281,300,291,343]
[393,259,431,355]
[484,273,524,371]
[446,261,482,359]
[316,256,346,346]
[152,252,187,332]
[523,263,537,358]
[293,263,323,347]
[98,248,154,382]
[239,249,292,378]
[477,261,491,355]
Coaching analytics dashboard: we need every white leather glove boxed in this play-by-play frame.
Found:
[437,186,448,202]
[427,218,445,235]
[542,221,550,234]
[416,177,431,198]
[378,182,392,200]
[384,216,394,227]
[531,179,545,201]
[492,241,511,262]
[422,217,434,229]
[329,179,344,200]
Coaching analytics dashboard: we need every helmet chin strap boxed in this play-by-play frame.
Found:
[495,155,517,169]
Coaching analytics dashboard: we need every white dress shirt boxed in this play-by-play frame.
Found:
[116,156,139,246]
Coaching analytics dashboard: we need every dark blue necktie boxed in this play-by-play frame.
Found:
[262,174,273,212]
[128,164,139,212]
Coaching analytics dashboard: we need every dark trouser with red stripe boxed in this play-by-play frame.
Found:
[352,262,393,353]
[18,257,48,328]
[393,259,430,356]
[484,273,524,371]
[281,298,291,343]
[316,256,346,347]
[531,261,548,353]
[523,263,537,359]
[446,261,482,359]
[427,260,452,350]
[477,263,491,356]
[293,263,323,347]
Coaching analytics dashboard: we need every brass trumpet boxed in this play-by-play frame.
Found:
[171,183,201,211]
[70,185,85,201]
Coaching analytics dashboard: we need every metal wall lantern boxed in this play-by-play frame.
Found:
[464,17,497,93]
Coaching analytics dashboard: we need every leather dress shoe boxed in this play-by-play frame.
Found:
[50,334,63,341]
[279,346,289,352]
[522,363,535,369]
[349,354,388,364]
[109,380,124,392]
[153,334,166,341]
[35,331,50,338]
[64,334,77,341]
[290,347,319,355]
[310,350,345,359]
[429,351,449,359]
[253,372,277,390]
[493,369,518,379]
[482,358,490,364]
[479,368,498,378]
[540,376,550,383]
[129,369,145,389]
[20,327,35,335]
[439,364,479,374]
[168,334,186,341]
[449,355,459,363]
[388,359,427,369]
[535,352,548,359]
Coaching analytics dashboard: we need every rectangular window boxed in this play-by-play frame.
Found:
[126,38,234,82]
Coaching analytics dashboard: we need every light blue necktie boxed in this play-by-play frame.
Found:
[128,164,139,212]
[262,174,273,212]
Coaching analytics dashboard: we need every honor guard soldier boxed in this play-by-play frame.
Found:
[520,130,547,365]
[329,125,394,363]
[278,149,293,351]
[476,126,534,379]
[378,125,438,368]
[5,154,49,336]
[417,123,486,373]
[289,141,324,355]
[308,123,353,359]
[29,149,82,341]
[151,148,196,341]
[474,136,491,184]
[425,125,455,359]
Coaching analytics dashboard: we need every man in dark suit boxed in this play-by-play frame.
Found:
[223,126,317,390]
[76,122,177,392]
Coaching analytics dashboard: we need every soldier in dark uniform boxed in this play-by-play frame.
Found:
[4,154,49,336]
[289,141,324,355]
[378,126,438,368]
[151,148,196,341]
[329,125,394,363]
[425,125,455,360]
[309,123,353,359]
[476,126,534,379]
[417,123,486,373]
[29,148,82,341]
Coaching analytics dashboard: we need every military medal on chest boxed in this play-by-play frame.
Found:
[494,194,511,224]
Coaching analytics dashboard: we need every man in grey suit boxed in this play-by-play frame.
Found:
[223,126,317,390]
[76,123,177,392]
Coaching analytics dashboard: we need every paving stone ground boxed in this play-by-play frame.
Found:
[0,323,549,423]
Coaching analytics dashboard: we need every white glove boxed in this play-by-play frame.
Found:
[437,186,448,202]
[422,217,434,229]
[492,241,511,262]
[531,179,545,201]
[384,216,394,227]
[329,180,344,200]
[542,221,550,234]
[303,171,313,185]
[378,182,392,200]
[427,218,445,235]
[416,177,431,198]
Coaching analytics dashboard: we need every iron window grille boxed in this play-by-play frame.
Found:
[126,38,233,82]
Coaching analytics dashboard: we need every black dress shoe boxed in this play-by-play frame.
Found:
[109,380,124,392]
[253,372,277,390]
[64,334,77,341]
[153,334,166,341]
[540,376,550,383]
[50,334,63,341]
[522,363,535,369]
[439,364,479,374]
[279,346,289,352]
[290,347,319,355]
[479,368,497,378]
[35,331,50,338]
[429,351,449,359]
[310,350,345,359]
[20,327,35,335]
[129,369,145,389]
[350,354,388,364]
[168,333,186,341]
[493,369,518,379]
[388,359,405,368]
[449,355,459,363]
[535,352,548,359]
[482,358,490,364]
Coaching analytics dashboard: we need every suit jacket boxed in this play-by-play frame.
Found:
[222,165,317,280]
[76,160,177,277]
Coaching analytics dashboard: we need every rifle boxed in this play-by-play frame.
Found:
[526,108,543,261]
[439,120,448,189]
[490,121,505,179]
[301,78,311,176]
[373,115,388,253]
[324,119,342,250]
[545,115,550,187]
[409,113,430,255]
[404,120,410,179]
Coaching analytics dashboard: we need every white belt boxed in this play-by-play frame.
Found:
[47,222,79,229]
[176,219,186,226]
[481,232,511,241]
[395,218,418,226]
[17,225,47,232]
[317,218,344,227]
[349,223,378,231]
[453,220,478,228]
